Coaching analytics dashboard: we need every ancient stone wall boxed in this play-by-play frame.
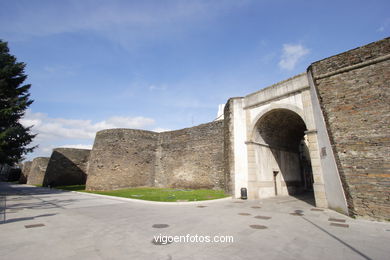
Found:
[27,157,50,185]
[19,161,32,184]
[309,37,390,219]
[155,121,224,189]
[43,148,91,187]
[86,121,225,191]
[223,99,235,194]
[86,129,158,190]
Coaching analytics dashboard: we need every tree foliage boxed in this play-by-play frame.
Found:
[0,40,35,165]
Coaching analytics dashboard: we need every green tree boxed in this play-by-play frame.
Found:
[0,40,35,165]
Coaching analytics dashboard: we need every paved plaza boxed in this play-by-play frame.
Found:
[0,182,389,260]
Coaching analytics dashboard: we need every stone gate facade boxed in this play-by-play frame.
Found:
[224,38,389,219]
[224,73,344,211]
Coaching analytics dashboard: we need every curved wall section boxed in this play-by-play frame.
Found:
[86,121,225,191]
[43,148,91,187]
[156,121,224,189]
[86,129,158,191]
[19,161,32,184]
[27,157,50,185]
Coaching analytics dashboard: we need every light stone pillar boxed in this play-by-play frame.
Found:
[305,131,328,208]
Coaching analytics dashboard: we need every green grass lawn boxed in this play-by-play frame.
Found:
[54,185,229,202]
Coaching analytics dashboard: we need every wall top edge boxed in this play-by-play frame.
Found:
[32,157,50,161]
[244,72,307,100]
[53,147,92,152]
[96,120,223,136]
[310,37,390,76]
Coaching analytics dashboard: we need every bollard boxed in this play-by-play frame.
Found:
[240,187,247,200]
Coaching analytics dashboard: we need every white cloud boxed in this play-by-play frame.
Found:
[20,110,155,141]
[20,110,156,160]
[59,144,93,150]
[40,145,56,154]
[153,127,171,133]
[377,19,390,32]
[278,43,310,71]
[96,116,155,130]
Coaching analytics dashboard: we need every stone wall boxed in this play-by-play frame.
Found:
[86,129,159,190]
[309,37,390,219]
[19,161,32,184]
[27,157,50,185]
[155,121,225,189]
[223,99,235,194]
[86,121,225,191]
[43,148,91,187]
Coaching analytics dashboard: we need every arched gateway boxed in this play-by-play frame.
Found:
[224,73,348,212]
[248,108,312,199]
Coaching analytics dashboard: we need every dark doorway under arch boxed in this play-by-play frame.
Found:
[254,108,314,203]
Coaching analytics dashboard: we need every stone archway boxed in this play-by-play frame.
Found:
[246,107,318,205]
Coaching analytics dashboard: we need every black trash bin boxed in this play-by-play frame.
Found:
[240,187,247,200]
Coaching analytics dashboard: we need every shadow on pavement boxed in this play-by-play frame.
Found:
[5,213,57,224]
[0,182,72,196]
[7,198,78,210]
[291,191,315,206]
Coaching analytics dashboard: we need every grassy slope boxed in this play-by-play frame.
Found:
[54,185,228,202]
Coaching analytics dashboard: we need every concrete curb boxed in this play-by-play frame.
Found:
[69,191,233,205]
[16,184,233,205]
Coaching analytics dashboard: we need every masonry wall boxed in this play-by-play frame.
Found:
[43,148,91,187]
[223,99,235,194]
[19,161,32,184]
[310,37,390,219]
[86,129,158,190]
[27,157,50,185]
[155,121,225,189]
[86,121,225,191]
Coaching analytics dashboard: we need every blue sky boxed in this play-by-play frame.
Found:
[0,0,389,160]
